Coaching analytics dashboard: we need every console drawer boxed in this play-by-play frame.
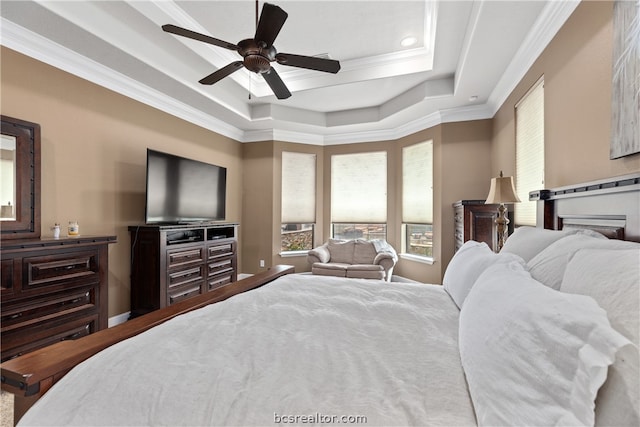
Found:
[208,274,232,291]
[167,247,204,269]
[168,266,204,289]
[208,243,233,260]
[208,259,233,277]
[168,284,201,305]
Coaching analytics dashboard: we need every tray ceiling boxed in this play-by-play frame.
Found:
[0,1,580,144]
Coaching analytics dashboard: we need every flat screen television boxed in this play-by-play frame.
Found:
[145,149,226,224]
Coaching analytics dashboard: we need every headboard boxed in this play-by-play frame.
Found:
[530,173,640,242]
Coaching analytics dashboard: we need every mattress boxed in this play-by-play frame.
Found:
[19,274,475,426]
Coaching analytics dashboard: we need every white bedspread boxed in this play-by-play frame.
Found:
[20,274,476,426]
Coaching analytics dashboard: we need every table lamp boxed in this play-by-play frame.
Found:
[485,171,520,251]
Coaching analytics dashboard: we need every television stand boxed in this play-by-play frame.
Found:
[128,223,238,317]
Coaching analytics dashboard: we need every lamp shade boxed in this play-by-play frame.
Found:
[485,173,521,204]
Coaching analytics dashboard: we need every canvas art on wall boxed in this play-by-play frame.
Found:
[610,0,640,159]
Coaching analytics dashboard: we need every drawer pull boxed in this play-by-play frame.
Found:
[8,352,23,360]
[7,312,23,320]
[61,331,83,341]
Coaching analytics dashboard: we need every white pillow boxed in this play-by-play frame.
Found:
[443,240,524,309]
[561,248,640,426]
[527,233,637,290]
[501,226,579,262]
[459,261,631,427]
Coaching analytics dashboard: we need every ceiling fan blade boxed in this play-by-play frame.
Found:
[262,68,291,99]
[162,24,238,51]
[199,61,244,85]
[254,3,288,47]
[275,53,341,74]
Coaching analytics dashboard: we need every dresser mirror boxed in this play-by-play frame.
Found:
[0,115,41,240]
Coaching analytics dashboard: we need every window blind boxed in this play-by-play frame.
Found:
[281,151,316,223]
[515,78,545,226]
[331,151,387,223]
[402,140,433,224]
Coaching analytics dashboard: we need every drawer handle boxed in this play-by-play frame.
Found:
[61,331,83,341]
[6,312,22,320]
[8,352,23,360]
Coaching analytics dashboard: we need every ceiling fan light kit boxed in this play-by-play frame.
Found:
[162,2,341,100]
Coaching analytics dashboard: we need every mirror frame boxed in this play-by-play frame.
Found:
[0,115,41,241]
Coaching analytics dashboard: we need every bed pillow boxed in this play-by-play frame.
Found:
[560,248,640,426]
[526,233,636,290]
[500,226,579,262]
[459,261,631,426]
[443,240,524,309]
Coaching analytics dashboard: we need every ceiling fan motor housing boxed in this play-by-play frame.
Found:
[238,39,276,73]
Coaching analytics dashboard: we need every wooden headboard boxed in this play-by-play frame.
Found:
[530,173,640,242]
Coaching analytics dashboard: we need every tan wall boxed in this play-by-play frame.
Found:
[492,1,640,185]
[240,141,275,275]
[1,47,243,317]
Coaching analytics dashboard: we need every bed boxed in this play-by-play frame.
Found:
[2,173,639,426]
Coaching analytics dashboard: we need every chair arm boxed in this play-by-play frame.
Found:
[373,243,398,281]
[307,245,330,264]
[374,251,397,268]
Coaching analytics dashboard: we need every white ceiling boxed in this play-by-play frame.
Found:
[0,0,580,145]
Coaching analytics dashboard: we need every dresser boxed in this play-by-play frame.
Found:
[0,235,116,362]
[128,223,238,317]
[453,200,514,253]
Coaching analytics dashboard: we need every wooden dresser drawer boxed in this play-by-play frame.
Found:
[208,243,234,260]
[168,266,204,289]
[1,287,96,332]
[168,284,201,305]
[208,274,232,291]
[25,251,99,290]
[1,313,98,362]
[167,247,204,269]
[208,259,233,277]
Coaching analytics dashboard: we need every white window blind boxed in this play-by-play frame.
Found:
[331,152,387,223]
[402,140,433,224]
[281,152,316,223]
[515,78,544,226]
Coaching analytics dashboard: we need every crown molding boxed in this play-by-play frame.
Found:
[1,17,246,142]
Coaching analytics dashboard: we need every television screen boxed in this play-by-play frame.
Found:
[145,149,226,224]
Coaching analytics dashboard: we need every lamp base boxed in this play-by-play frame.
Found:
[495,203,510,251]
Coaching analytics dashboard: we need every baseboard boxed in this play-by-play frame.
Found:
[238,273,254,280]
[108,311,130,327]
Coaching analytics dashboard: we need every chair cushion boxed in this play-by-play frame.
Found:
[327,239,355,264]
[311,262,349,277]
[346,264,384,280]
[353,239,378,264]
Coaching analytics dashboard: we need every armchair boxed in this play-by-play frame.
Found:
[307,239,398,281]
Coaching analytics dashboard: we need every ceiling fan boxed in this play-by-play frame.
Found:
[162,2,341,99]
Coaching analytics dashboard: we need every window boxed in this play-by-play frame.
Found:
[281,152,316,252]
[331,151,387,241]
[515,78,544,226]
[402,141,433,257]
